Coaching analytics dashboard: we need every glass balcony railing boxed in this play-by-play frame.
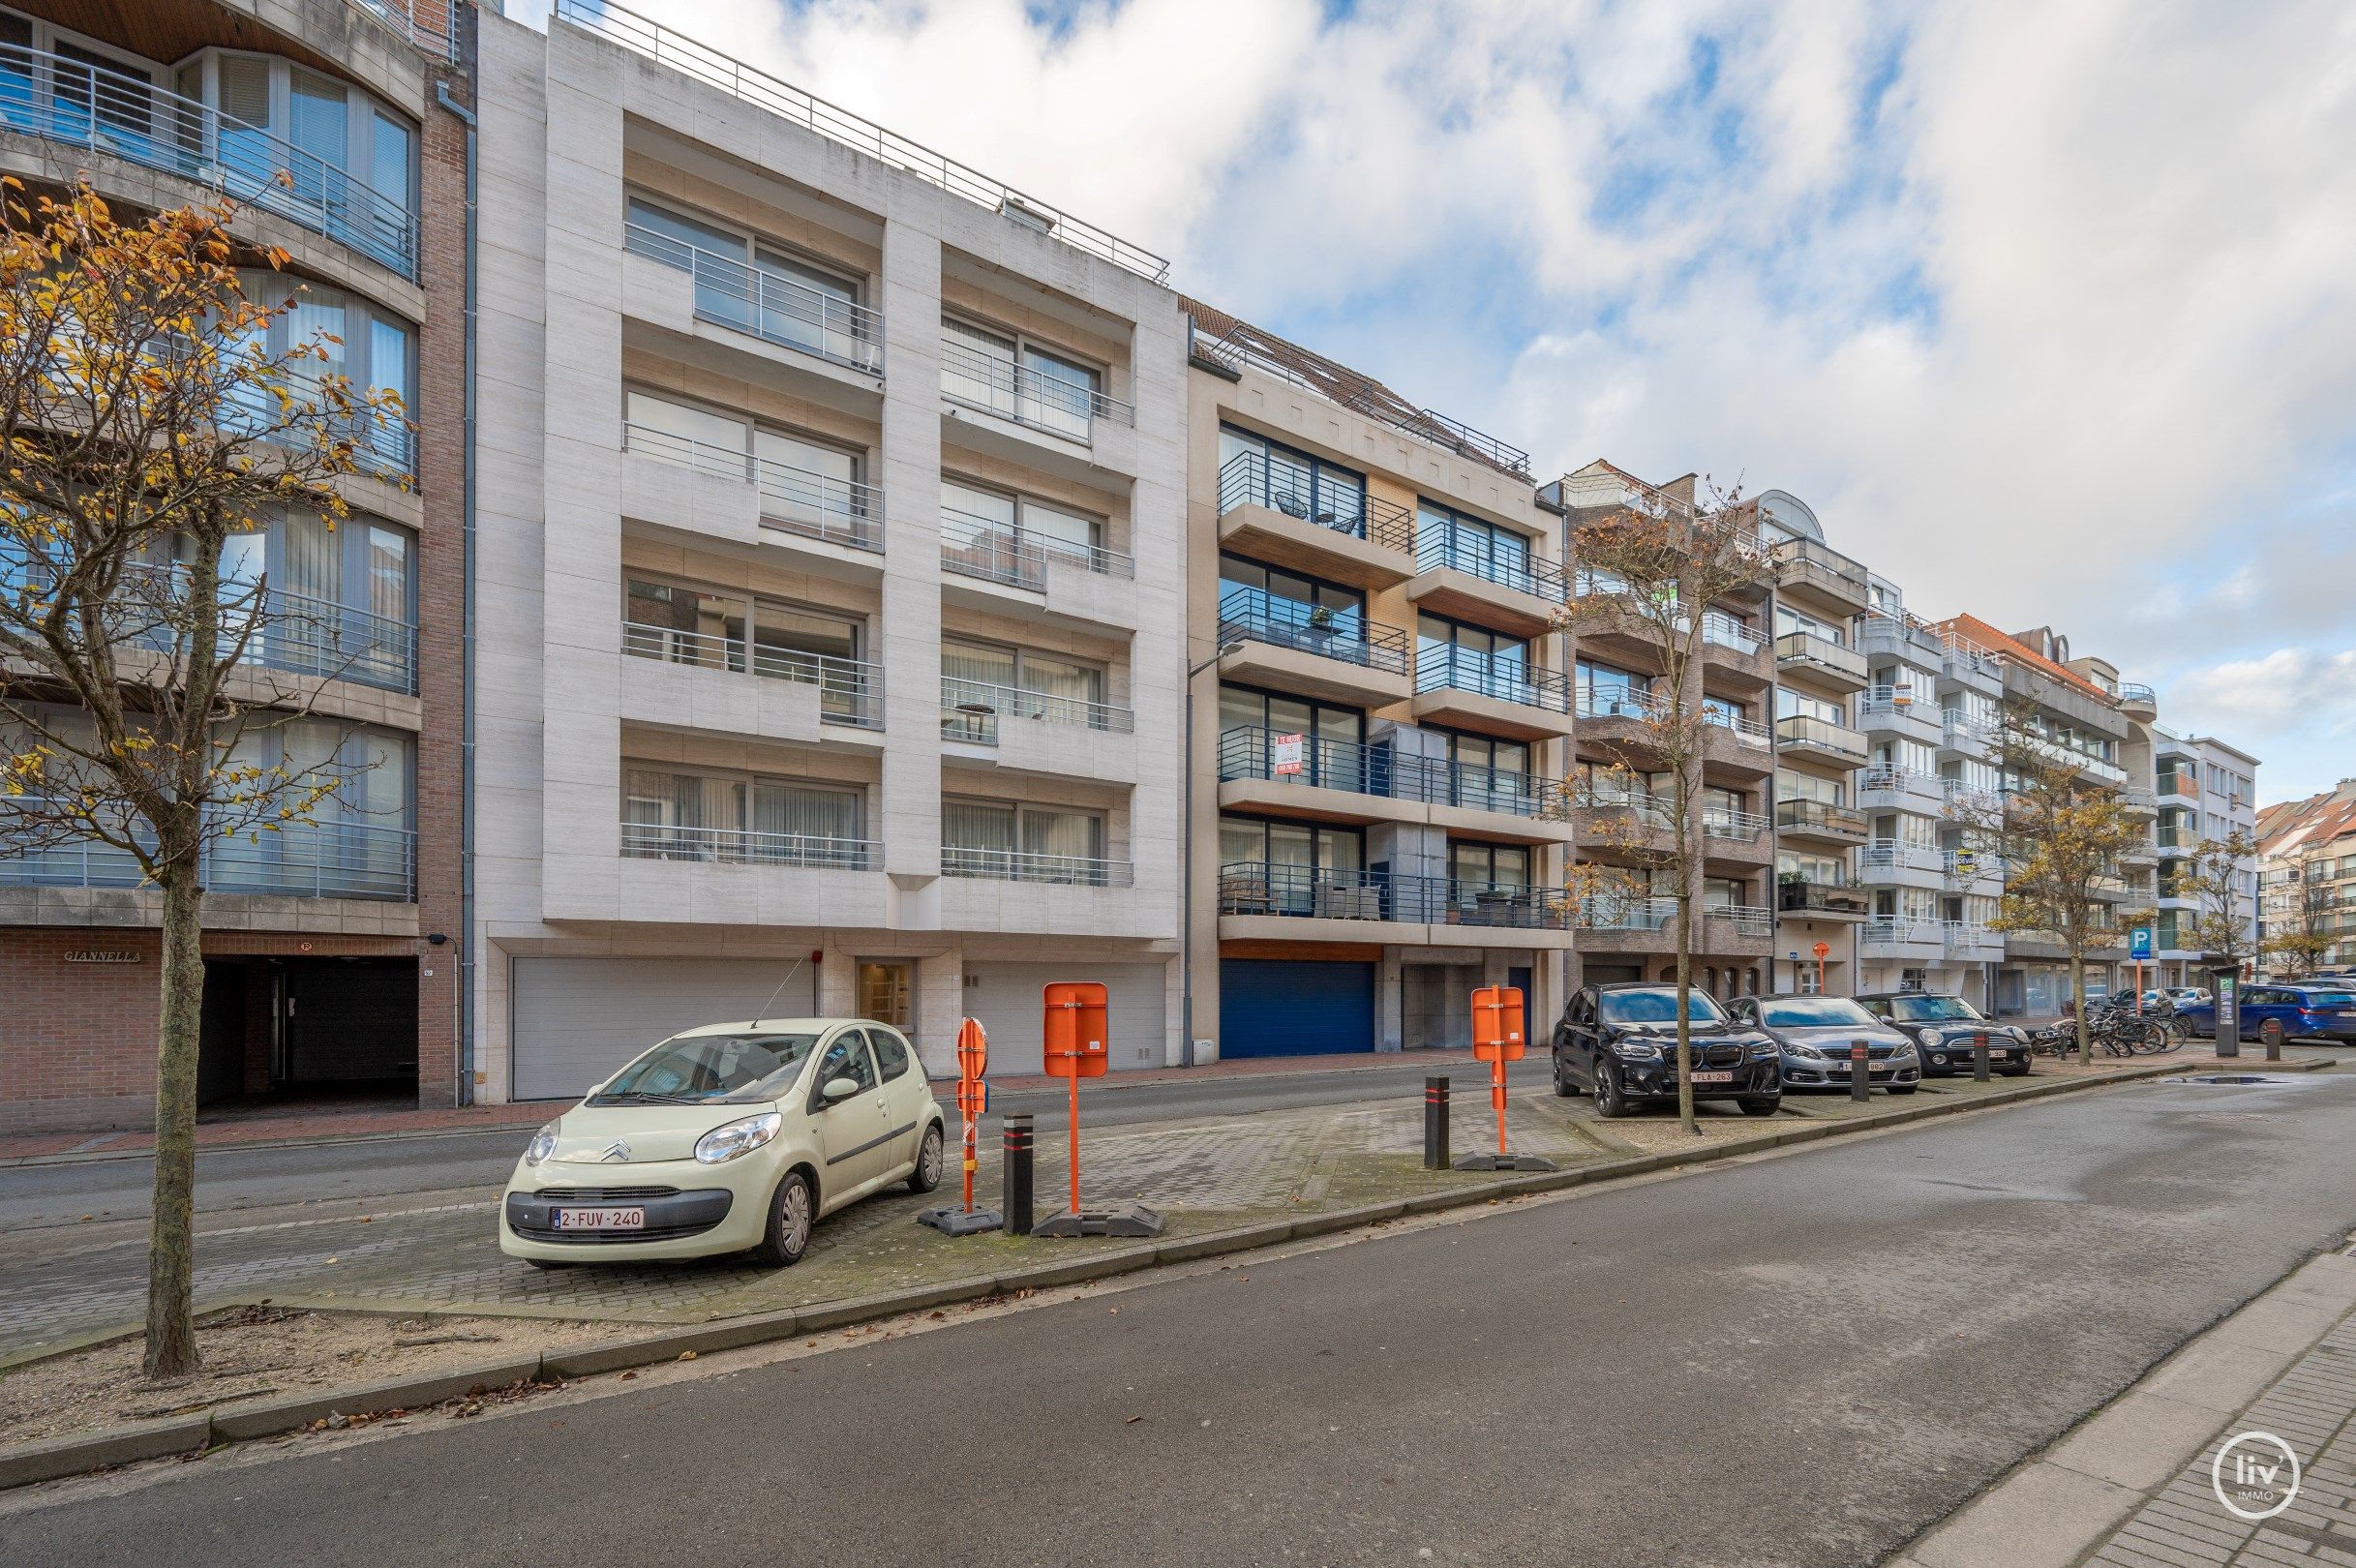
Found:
[1774,631,1866,683]
[0,810,413,899]
[1778,880,1869,916]
[1775,799,1869,840]
[624,222,883,375]
[622,422,883,553]
[1700,610,1763,657]
[1706,903,1774,938]
[1772,537,1869,600]
[1576,894,1678,932]
[1215,450,1412,555]
[1774,714,1869,761]
[1218,588,1409,676]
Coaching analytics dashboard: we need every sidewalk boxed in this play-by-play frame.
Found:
[0,1047,1485,1165]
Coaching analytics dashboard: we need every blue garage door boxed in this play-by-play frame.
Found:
[1221,959,1375,1058]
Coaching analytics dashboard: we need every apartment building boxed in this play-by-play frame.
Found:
[467,2,1188,1096]
[2149,731,2259,983]
[0,0,468,1131]
[2259,781,2356,976]
[1754,494,1872,995]
[1549,463,1777,999]
[1182,305,1572,1056]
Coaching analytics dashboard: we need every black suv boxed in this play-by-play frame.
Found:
[1551,981,1781,1118]
[1852,991,2030,1076]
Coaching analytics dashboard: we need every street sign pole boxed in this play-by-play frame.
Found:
[918,1017,1002,1235]
[1031,982,1163,1238]
[1454,986,1556,1173]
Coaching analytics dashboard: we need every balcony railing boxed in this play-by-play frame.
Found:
[1862,765,1932,798]
[940,676,1131,741]
[942,506,1132,590]
[349,0,460,61]
[1942,849,1994,882]
[2115,681,2156,708]
[0,44,418,278]
[1415,648,1573,714]
[940,336,1132,441]
[561,0,1168,282]
[621,620,885,729]
[1703,806,1771,843]
[621,820,876,870]
[942,845,1133,887]
[1940,707,1997,748]
[216,379,413,479]
[1774,631,1867,683]
[1707,903,1774,938]
[247,589,418,694]
[1859,685,1933,724]
[622,422,883,553]
[1218,588,1409,676]
[1862,915,1939,949]
[1700,610,1763,657]
[1578,787,1676,832]
[624,222,883,375]
[1863,839,1943,874]
[1779,880,1869,916]
[1772,537,1869,600]
[2119,787,2157,810]
[0,812,414,899]
[1943,920,1999,951]
[1217,861,1572,928]
[1775,799,1869,840]
[1576,686,1666,723]
[1216,727,1567,820]
[1774,714,1861,759]
[1577,894,1679,933]
[1942,777,2001,814]
[1706,708,1772,749]
[1214,450,1413,556]
[1413,527,1567,604]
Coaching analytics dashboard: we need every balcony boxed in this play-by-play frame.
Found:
[941,336,1132,449]
[1941,777,2002,817]
[1942,848,1995,887]
[1939,628,2005,694]
[2118,788,2158,815]
[1,814,414,900]
[0,44,417,278]
[1943,920,2002,956]
[943,846,1133,888]
[1215,450,1413,589]
[1778,880,1870,920]
[621,820,876,871]
[1861,915,1944,955]
[623,619,883,732]
[1215,728,1571,839]
[1776,799,1870,845]
[624,224,883,378]
[1406,527,1565,638]
[942,507,1136,631]
[1860,839,1944,888]
[1774,631,1868,692]
[1940,707,1997,753]
[351,0,460,60]
[1860,766,1940,807]
[1859,686,1941,743]
[1701,610,1765,659]
[2115,681,2158,720]
[1704,708,1774,765]
[1218,862,1574,940]
[1576,894,1677,933]
[1412,648,1575,739]
[1774,713,1869,767]
[1216,588,1412,708]
[622,422,883,555]
[940,677,1134,783]
[1772,538,1870,612]
[1703,806,1773,849]
[1705,903,1775,943]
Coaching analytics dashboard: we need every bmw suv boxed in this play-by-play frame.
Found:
[1551,981,1781,1118]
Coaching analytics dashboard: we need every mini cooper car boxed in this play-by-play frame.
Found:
[1852,991,2030,1076]
[500,1018,947,1269]
[1726,994,1919,1094]
[1551,982,1781,1118]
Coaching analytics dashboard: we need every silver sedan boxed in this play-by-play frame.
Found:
[1726,994,1920,1093]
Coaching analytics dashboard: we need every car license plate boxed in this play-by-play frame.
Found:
[1691,1070,1735,1084]
[553,1207,645,1231]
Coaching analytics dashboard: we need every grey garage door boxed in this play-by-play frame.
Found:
[959,961,1169,1076]
[510,957,817,1101]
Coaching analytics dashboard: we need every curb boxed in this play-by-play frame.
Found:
[0,1053,2332,1490]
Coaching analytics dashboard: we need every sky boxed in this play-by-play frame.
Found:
[516,0,2356,803]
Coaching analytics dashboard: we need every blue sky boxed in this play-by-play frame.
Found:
[521,0,2356,802]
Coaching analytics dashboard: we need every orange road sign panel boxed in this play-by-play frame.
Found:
[1042,981,1110,1079]
[1471,985,1525,1062]
[955,1016,988,1083]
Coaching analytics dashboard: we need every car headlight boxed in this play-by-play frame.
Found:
[1746,1041,1777,1060]
[2006,1026,2027,1043]
[1892,1041,1918,1059]
[524,1121,559,1166]
[695,1111,783,1165]
[1915,1027,1942,1048]
[1789,1041,1825,1060]
[1612,1038,1663,1060]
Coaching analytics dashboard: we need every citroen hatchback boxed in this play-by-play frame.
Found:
[500,1018,946,1269]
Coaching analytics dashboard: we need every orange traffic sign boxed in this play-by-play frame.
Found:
[1042,981,1110,1079]
[1470,984,1525,1063]
[1812,941,1830,959]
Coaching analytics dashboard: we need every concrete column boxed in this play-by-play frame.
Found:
[877,223,944,883]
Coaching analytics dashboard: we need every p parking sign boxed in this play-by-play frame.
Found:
[2130,925,2154,962]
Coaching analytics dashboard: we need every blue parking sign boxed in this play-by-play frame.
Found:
[2129,925,2154,961]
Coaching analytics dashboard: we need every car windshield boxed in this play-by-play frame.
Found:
[1887,995,1986,1022]
[1761,997,1875,1028]
[2299,991,2355,1008]
[589,1032,822,1106]
[1599,988,1728,1025]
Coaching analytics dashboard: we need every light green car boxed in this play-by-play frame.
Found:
[500,1018,947,1268]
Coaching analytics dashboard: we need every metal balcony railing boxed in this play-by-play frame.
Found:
[1703,806,1772,842]
[621,620,885,729]
[1415,647,1572,714]
[1941,777,2001,813]
[941,506,1131,590]
[348,0,460,61]
[939,676,1131,742]
[1214,449,1412,555]
[1707,903,1774,938]
[1941,707,1998,747]
[0,44,418,277]
[1412,526,1567,604]
[247,588,417,694]
[1859,684,1933,723]
[1576,686,1667,723]
[942,845,1133,887]
[1861,765,1931,797]
[560,0,1169,283]
[2119,787,2157,810]
[1700,610,1763,656]
[1577,894,1679,932]
[1862,839,1943,873]
[1775,631,1867,684]
[2115,681,2156,708]
[1942,848,1995,882]
[1862,915,1939,948]
[624,223,883,375]
[1779,880,1869,916]
[1772,537,1869,598]
[1943,920,1998,951]
[622,422,883,553]
[214,379,413,478]
[1707,708,1772,749]
[1774,713,1868,760]
[1775,799,1870,840]
[0,811,414,899]
[1216,861,1572,928]
[1215,727,1568,820]
[621,820,876,870]
[939,336,1132,441]
[1217,588,1409,676]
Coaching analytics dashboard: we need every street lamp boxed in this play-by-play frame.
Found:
[1180,641,1244,1068]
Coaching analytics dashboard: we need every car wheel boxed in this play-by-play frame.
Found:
[525,1257,574,1272]
[1553,1056,1579,1097]
[907,1123,946,1193]
[1888,1085,1917,1096]
[1739,1097,1779,1117]
[1592,1061,1629,1119]
[749,1168,815,1268]
[2002,1064,2031,1077]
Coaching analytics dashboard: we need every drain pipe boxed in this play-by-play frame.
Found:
[436,74,480,1106]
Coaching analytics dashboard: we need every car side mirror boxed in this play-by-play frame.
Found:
[821,1076,861,1103]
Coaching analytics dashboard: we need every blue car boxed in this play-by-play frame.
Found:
[2176,983,2356,1043]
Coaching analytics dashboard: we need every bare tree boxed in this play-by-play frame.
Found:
[2171,829,2258,980]
[0,182,403,1377]
[1949,695,2151,1065]
[1558,481,1769,1133]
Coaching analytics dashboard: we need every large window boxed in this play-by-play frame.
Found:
[1449,841,1529,888]
[1576,657,1653,715]
[942,640,1108,737]
[1217,425,1369,533]
[233,269,413,475]
[1419,614,1529,694]
[624,387,871,542]
[623,767,867,867]
[941,317,1106,441]
[941,478,1104,576]
[1218,685,1366,790]
[943,799,1110,883]
[1219,816,1365,915]
[621,577,871,726]
[626,195,871,370]
[151,510,414,692]
[1417,501,1532,590]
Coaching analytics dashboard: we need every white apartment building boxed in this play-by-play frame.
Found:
[468,2,1188,1097]
[2151,730,2260,984]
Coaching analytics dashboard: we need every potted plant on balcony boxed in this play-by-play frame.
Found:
[1304,603,1339,655]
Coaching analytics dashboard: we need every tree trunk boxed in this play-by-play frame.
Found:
[143,861,205,1379]
[1675,892,1697,1135]
[2070,949,2091,1068]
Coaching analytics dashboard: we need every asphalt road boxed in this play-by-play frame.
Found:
[9,1070,2355,1567]
[0,1056,1550,1230]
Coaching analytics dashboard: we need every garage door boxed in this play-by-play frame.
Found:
[1221,959,1374,1058]
[510,957,817,1101]
[960,961,1169,1076]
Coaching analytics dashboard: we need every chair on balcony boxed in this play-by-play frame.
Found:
[1315,883,1382,920]
[1221,870,1274,915]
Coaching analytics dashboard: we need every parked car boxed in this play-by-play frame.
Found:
[1551,982,1781,1117]
[501,1018,946,1269]
[1726,994,1919,1094]
[2174,983,2356,1043]
[1852,991,2031,1076]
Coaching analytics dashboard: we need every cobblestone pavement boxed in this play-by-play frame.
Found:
[2089,1300,2356,1567]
